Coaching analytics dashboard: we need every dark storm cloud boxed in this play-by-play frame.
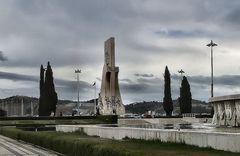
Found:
[0,70,163,99]
[121,83,150,93]
[120,77,162,94]
[120,78,133,83]
[136,77,161,84]
[0,70,236,102]
[155,29,218,38]
[134,73,154,78]
[224,7,240,28]
[96,77,101,81]
[0,71,91,92]
[0,51,7,61]
[0,71,37,82]
[172,74,240,87]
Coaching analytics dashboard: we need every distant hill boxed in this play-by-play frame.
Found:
[0,96,39,104]
[0,96,211,115]
[125,99,211,115]
[0,96,75,105]
[125,101,161,114]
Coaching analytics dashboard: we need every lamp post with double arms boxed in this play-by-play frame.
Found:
[75,69,81,115]
[207,40,217,98]
[178,69,185,80]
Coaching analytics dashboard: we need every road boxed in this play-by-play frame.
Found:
[0,135,58,156]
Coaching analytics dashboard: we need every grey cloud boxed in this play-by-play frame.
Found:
[127,41,166,54]
[0,0,226,69]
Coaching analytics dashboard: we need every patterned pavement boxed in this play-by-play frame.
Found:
[0,135,58,156]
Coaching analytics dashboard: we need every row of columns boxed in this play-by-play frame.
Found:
[0,100,35,117]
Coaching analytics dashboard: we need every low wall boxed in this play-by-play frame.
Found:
[56,125,240,153]
[209,94,240,126]
[118,118,212,125]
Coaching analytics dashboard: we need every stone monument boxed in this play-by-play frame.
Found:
[98,37,125,115]
[209,94,240,126]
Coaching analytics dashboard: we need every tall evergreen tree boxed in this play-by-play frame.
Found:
[44,62,58,116]
[179,76,192,114]
[38,65,45,116]
[163,66,173,116]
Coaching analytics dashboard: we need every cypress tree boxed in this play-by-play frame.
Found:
[38,65,45,116]
[43,62,58,116]
[163,66,173,116]
[179,76,192,114]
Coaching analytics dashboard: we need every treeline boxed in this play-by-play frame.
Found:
[125,101,161,114]
[124,99,210,115]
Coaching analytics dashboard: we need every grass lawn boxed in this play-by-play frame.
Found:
[0,127,239,156]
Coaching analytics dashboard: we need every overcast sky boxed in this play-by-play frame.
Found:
[0,0,240,104]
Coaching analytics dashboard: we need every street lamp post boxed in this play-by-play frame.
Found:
[178,69,185,95]
[93,82,97,115]
[75,69,81,115]
[178,69,185,79]
[207,40,217,98]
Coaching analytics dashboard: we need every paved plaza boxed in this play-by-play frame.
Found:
[0,135,57,156]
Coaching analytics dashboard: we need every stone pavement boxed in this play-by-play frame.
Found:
[0,135,58,156]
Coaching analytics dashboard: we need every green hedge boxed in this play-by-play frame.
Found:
[0,115,117,122]
[0,128,129,156]
[0,115,118,126]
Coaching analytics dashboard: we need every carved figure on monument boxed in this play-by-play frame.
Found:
[225,102,232,120]
[218,103,224,120]
[235,102,240,126]
[98,37,125,115]
[210,95,240,127]
[212,104,218,124]
[219,103,226,125]
[225,101,236,125]
[98,93,103,109]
